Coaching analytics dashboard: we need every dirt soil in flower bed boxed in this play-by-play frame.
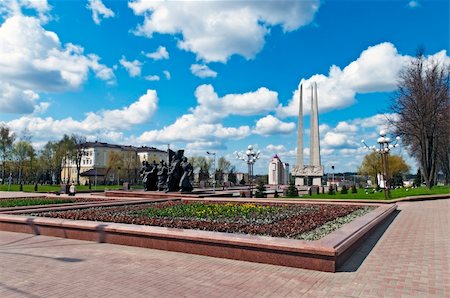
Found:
[27,201,375,238]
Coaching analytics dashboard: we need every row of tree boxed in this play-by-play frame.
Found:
[0,126,86,185]
[189,156,238,185]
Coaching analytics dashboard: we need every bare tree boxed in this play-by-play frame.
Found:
[71,134,87,185]
[391,50,450,188]
[13,140,34,185]
[0,125,16,184]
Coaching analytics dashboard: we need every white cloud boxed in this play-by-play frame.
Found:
[119,56,142,77]
[129,0,320,63]
[163,70,171,80]
[0,82,39,114]
[5,89,158,141]
[144,75,160,81]
[138,84,279,145]
[144,46,169,60]
[253,115,296,136]
[321,132,356,149]
[334,121,358,133]
[0,16,115,92]
[139,114,251,144]
[277,43,449,117]
[408,1,420,8]
[86,0,115,25]
[266,144,286,152]
[0,15,115,115]
[0,0,51,22]
[192,84,279,122]
[190,64,218,78]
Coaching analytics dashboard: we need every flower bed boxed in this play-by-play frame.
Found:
[0,197,110,208]
[29,201,375,239]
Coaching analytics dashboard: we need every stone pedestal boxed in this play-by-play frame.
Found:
[292,165,324,187]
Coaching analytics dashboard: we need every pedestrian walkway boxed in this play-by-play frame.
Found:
[0,199,448,297]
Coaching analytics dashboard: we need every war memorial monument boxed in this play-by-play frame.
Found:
[292,82,324,187]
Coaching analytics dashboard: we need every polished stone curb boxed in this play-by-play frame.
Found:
[0,199,396,272]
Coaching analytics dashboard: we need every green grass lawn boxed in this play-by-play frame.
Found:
[294,186,450,200]
[0,184,142,192]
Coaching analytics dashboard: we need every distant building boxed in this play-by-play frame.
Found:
[268,155,289,185]
[61,141,166,185]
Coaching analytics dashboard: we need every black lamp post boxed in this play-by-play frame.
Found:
[362,130,400,199]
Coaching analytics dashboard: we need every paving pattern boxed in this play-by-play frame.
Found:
[0,199,449,297]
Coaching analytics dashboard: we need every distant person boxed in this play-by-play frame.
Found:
[69,183,76,196]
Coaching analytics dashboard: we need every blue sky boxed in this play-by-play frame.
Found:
[0,0,449,174]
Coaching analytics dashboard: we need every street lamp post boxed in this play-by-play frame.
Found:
[206,151,216,193]
[235,145,261,198]
[361,130,400,199]
[331,165,335,191]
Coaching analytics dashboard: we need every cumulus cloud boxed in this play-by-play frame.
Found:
[190,64,218,78]
[0,82,39,114]
[144,75,160,81]
[128,0,320,63]
[277,43,449,117]
[192,84,279,122]
[266,144,286,152]
[163,70,171,80]
[144,46,169,60]
[0,0,51,22]
[139,114,251,143]
[86,0,115,25]
[119,56,142,77]
[138,84,279,145]
[0,15,115,114]
[5,89,158,141]
[253,115,296,136]
[0,16,115,91]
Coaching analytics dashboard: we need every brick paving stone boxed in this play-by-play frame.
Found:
[0,199,449,297]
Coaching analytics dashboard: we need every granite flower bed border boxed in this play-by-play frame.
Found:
[0,198,397,272]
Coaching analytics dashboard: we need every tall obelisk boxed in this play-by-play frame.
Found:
[310,82,321,167]
[296,83,303,167]
[292,81,324,187]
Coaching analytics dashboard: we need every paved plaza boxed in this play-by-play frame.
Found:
[0,199,449,297]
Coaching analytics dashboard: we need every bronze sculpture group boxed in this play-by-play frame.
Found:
[139,150,193,193]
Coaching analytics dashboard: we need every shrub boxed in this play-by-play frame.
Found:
[328,187,335,195]
[351,185,357,193]
[340,185,348,194]
[239,178,246,185]
[255,179,266,198]
[286,181,298,197]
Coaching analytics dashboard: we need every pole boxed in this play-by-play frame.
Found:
[213,153,216,193]
[332,165,335,191]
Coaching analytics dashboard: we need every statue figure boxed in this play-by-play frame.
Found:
[179,157,193,192]
[157,160,168,191]
[139,161,151,191]
[147,160,158,191]
[166,150,184,192]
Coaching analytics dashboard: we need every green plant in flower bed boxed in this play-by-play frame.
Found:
[295,207,374,240]
[29,201,372,239]
[0,198,74,208]
[135,202,283,222]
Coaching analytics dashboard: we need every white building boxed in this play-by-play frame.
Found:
[268,155,289,185]
[61,142,166,184]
